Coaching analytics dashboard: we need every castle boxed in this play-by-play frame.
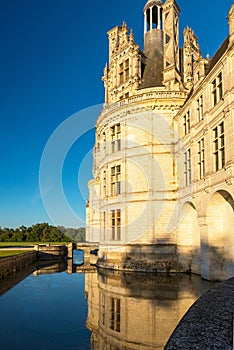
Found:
[86,0,234,281]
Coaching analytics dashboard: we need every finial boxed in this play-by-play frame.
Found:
[130,28,134,41]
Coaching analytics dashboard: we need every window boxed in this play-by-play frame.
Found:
[196,95,203,121]
[110,297,121,332]
[103,170,106,197]
[100,293,106,326]
[101,211,106,241]
[111,124,121,152]
[183,111,190,135]
[213,121,225,171]
[101,132,106,152]
[111,165,121,196]
[111,210,121,240]
[125,59,129,81]
[184,149,191,186]
[212,72,223,106]
[198,138,205,180]
[119,59,129,85]
[119,63,124,85]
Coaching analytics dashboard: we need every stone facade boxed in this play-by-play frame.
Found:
[86,0,234,281]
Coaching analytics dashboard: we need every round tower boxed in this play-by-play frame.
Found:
[86,0,188,273]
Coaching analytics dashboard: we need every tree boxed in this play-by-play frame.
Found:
[0,223,71,242]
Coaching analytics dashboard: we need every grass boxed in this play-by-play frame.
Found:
[0,242,68,247]
[0,242,69,258]
[0,250,32,258]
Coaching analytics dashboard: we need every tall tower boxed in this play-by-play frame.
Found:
[86,0,188,273]
[141,0,164,88]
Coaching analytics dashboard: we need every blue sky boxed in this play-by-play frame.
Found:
[0,0,232,228]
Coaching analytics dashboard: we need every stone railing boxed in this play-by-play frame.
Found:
[99,90,187,121]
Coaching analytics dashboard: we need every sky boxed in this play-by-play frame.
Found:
[0,0,233,229]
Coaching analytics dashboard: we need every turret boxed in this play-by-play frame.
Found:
[182,26,201,89]
[141,0,184,91]
[103,23,142,104]
[141,0,164,88]
[162,0,182,90]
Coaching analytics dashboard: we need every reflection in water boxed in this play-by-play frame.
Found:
[86,270,215,350]
[33,261,67,276]
[0,263,215,350]
[0,262,91,350]
[73,249,84,265]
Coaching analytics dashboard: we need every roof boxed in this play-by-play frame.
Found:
[206,36,229,74]
[144,0,163,12]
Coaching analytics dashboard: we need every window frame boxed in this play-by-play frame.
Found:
[198,138,205,180]
[212,72,223,107]
[213,121,225,171]
[183,111,190,135]
[111,209,121,241]
[184,148,191,186]
[111,165,121,196]
[196,95,203,121]
[111,124,121,152]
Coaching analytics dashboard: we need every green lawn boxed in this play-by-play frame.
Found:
[0,242,68,258]
[0,250,32,258]
[0,242,67,247]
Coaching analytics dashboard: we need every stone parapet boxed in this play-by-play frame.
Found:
[34,244,68,261]
[165,278,234,349]
[99,90,187,123]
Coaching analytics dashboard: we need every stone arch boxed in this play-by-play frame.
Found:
[203,190,234,280]
[177,201,200,274]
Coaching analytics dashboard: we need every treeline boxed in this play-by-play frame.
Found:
[0,223,71,242]
[57,226,86,242]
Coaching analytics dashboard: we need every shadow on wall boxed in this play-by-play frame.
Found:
[96,239,234,281]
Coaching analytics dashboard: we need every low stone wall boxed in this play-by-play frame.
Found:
[0,251,37,279]
[165,278,234,349]
[35,244,68,260]
[97,244,180,272]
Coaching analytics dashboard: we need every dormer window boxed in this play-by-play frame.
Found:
[119,60,129,85]
[125,59,129,81]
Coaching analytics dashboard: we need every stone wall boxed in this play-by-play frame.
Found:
[97,243,181,273]
[0,251,37,279]
[165,278,234,349]
[35,245,68,261]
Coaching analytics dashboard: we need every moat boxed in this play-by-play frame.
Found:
[0,252,216,350]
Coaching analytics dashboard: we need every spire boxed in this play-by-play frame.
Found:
[129,28,134,42]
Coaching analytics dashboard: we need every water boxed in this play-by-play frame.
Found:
[0,255,215,350]
[73,249,84,265]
